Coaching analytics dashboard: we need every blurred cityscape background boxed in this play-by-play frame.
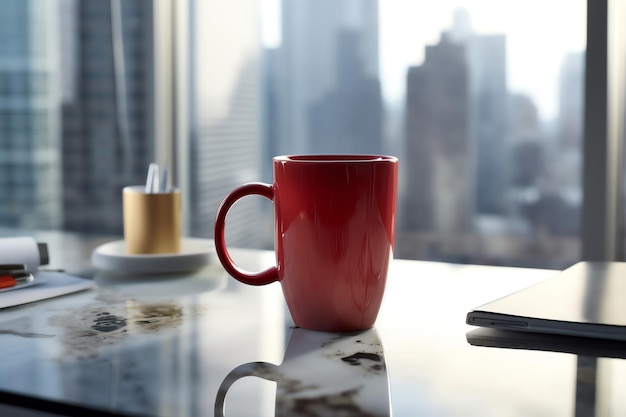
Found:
[0,0,585,269]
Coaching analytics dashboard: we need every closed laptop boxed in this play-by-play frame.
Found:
[466,262,626,341]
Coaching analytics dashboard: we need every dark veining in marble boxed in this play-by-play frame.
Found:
[49,300,203,359]
[245,364,381,416]
[0,330,54,338]
[126,303,183,332]
[341,352,381,365]
[91,313,127,332]
[0,316,55,339]
[341,352,385,372]
[322,337,384,372]
[320,336,342,348]
[280,387,387,417]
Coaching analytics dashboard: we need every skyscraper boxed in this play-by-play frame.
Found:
[188,0,265,247]
[277,0,380,154]
[450,10,508,215]
[403,33,473,237]
[558,52,584,151]
[308,29,383,154]
[62,0,154,234]
[0,0,63,229]
[261,47,280,184]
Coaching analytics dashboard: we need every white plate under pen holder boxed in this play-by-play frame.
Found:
[91,238,215,274]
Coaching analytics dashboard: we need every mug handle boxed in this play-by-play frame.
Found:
[214,361,279,417]
[214,182,279,285]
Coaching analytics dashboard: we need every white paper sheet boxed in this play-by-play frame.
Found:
[0,271,95,309]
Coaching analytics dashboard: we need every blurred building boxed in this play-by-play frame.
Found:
[520,52,584,238]
[188,0,265,247]
[403,33,473,240]
[308,29,382,154]
[450,10,509,215]
[62,0,154,234]
[261,47,280,183]
[554,51,584,203]
[276,0,380,155]
[559,52,585,150]
[0,0,63,229]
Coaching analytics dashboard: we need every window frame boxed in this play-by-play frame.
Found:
[582,0,626,261]
[153,0,191,233]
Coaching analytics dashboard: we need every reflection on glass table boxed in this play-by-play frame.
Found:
[466,327,626,359]
[216,328,390,417]
[4,232,626,416]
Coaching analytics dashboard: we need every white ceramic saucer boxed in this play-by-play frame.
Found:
[91,238,214,274]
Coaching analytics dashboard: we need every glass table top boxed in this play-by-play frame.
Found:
[0,231,623,417]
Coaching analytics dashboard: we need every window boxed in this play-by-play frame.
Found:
[184,0,586,269]
[0,0,608,270]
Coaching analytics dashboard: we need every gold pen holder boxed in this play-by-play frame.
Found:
[123,186,182,255]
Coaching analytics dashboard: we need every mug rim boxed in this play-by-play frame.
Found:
[273,154,398,163]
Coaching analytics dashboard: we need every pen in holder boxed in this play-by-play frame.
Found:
[123,164,181,255]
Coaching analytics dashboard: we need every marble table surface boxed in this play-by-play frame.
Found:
[1,232,624,417]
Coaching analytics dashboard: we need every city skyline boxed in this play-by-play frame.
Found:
[396,19,583,266]
[379,1,585,121]
[0,0,585,269]
[261,0,586,121]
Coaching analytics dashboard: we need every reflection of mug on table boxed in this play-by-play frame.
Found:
[214,155,398,332]
[215,328,390,417]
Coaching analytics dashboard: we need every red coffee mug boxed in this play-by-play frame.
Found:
[214,155,398,332]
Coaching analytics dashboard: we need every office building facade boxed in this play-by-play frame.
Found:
[0,0,63,229]
[62,0,155,234]
[276,0,381,155]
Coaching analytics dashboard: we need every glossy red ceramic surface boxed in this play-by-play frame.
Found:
[214,155,398,332]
